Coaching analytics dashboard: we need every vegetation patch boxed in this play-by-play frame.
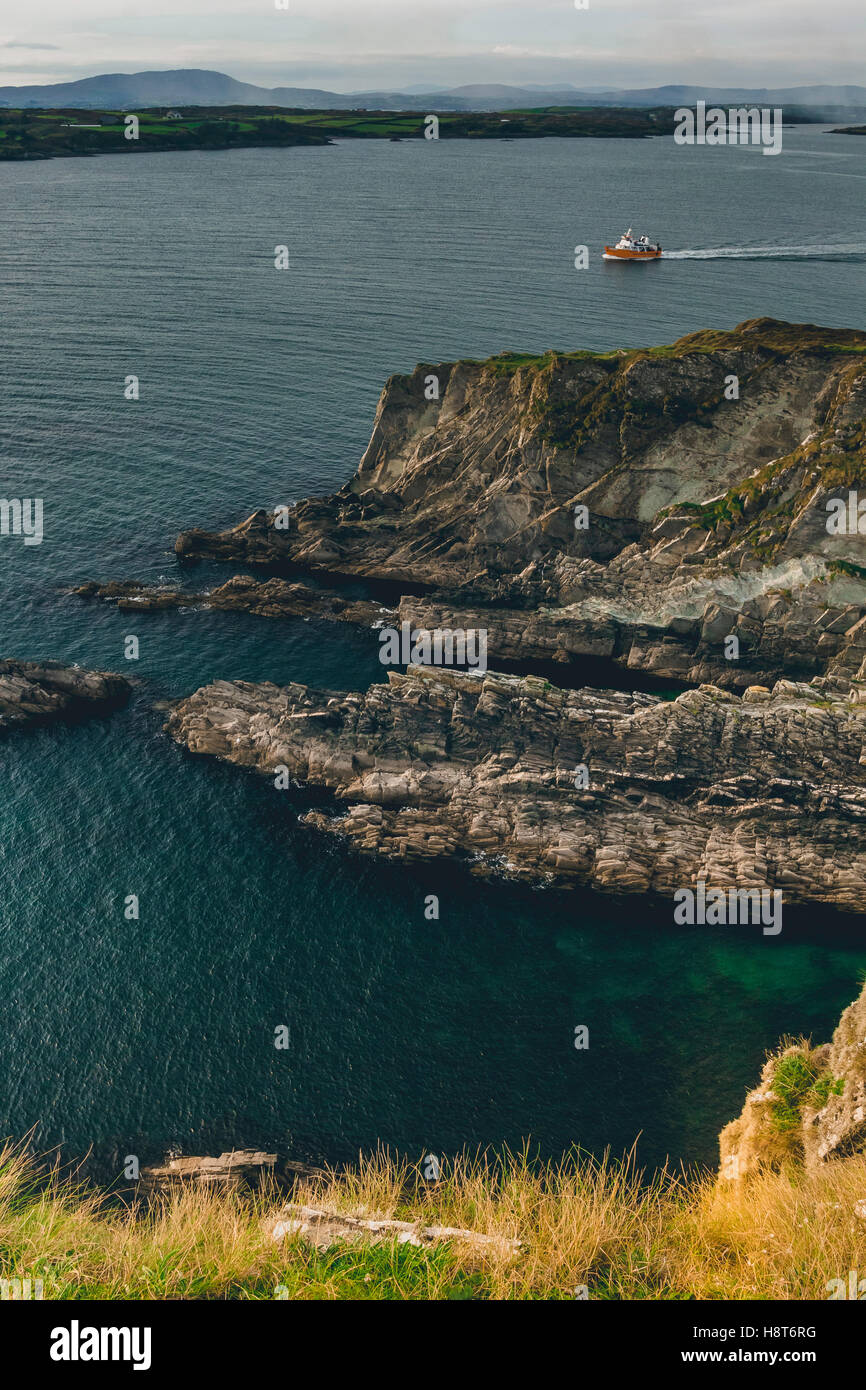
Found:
[3,1138,866,1300]
[768,1047,843,1135]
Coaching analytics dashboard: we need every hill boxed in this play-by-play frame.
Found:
[2,68,865,114]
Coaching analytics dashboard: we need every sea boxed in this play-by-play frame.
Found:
[1,123,865,1176]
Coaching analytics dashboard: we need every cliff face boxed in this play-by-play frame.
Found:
[173,319,866,689]
[75,320,866,912]
[720,979,866,1179]
[165,663,866,912]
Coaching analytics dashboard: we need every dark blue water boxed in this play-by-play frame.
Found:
[1,127,865,1176]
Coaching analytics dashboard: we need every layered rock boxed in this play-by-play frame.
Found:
[74,575,391,627]
[170,318,866,688]
[75,569,866,694]
[67,319,863,690]
[0,660,131,732]
[165,663,866,912]
[139,1150,277,1193]
[720,979,866,1178]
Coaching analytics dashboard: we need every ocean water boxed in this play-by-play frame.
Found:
[1,126,865,1176]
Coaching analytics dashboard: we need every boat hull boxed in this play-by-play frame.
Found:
[603,246,662,260]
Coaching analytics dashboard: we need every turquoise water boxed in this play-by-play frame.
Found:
[1,127,865,1176]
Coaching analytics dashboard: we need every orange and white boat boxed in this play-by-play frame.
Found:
[603,228,662,260]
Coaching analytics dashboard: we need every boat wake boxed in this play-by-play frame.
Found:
[664,243,866,262]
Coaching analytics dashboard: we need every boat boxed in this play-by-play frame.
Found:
[603,228,662,260]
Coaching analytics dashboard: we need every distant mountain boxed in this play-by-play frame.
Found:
[0,70,338,109]
[444,83,582,102]
[1,69,865,114]
[0,69,469,110]
[585,83,866,108]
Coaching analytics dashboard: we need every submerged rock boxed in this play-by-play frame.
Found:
[165,664,866,912]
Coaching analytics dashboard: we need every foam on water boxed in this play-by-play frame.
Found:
[665,242,866,260]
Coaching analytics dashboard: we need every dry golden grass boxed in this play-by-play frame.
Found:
[2,1138,865,1300]
[673,1160,866,1299]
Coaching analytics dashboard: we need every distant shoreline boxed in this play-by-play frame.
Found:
[0,105,844,163]
[0,105,685,161]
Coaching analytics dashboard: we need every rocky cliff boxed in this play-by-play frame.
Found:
[720,977,866,1179]
[76,320,866,912]
[170,318,866,689]
[165,663,866,911]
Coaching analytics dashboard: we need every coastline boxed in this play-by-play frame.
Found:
[0,105,680,162]
[65,317,866,917]
[4,971,866,1301]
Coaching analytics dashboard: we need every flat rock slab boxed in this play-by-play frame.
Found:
[269,1204,521,1255]
[140,1150,277,1190]
[74,575,389,628]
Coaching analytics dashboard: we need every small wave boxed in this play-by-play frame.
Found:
[664,243,866,261]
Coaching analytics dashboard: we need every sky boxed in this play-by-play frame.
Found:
[1,0,864,93]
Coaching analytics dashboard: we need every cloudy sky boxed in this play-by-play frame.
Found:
[1,0,864,92]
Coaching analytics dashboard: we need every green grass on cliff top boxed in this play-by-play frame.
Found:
[471,319,866,376]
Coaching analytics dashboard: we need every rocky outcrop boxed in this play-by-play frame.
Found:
[0,660,132,732]
[165,663,866,912]
[140,1150,277,1192]
[88,319,866,689]
[174,320,866,688]
[74,575,391,627]
[75,570,866,694]
[720,979,866,1179]
[397,584,866,692]
[176,320,866,586]
[804,984,866,1165]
